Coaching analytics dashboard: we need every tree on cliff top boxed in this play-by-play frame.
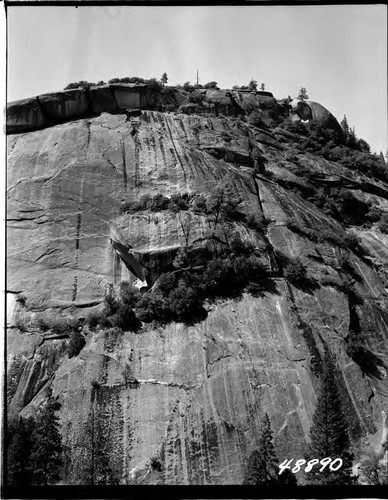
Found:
[249,79,258,91]
[243,413,297,486]
[161,72,168,86]
[204,81,218,89]
[305,351,355,485]
[340,114,350,136]
[297,87,309,100]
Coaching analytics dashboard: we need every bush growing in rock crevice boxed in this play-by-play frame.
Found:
[134,236,267,325]
[121,192,193,214]
[87,236,269,329]
[285,217,364,255]
[67,330,86,358]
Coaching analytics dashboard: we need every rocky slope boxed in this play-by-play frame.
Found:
[6,85,388,485]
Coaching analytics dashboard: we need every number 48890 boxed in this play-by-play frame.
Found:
[278,457,343,475]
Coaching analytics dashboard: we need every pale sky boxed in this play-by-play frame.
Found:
[6,4,388,154]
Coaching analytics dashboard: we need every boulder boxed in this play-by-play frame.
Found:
[291,99,342,133]
[290,99,312,120]
[307,100,342,133]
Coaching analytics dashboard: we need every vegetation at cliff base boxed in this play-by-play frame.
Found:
[305,351,355,485]
[243,414,297,486]
[7,398,63,486]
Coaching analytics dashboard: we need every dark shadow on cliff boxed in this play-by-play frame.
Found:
[345,328,386,380]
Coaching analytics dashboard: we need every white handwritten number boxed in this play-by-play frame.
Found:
[292,459,306,473]
[278,459,294,475]
[319,457,332,471]
[305,459,319,472]
[278,457,343,474]
[329,458,343,471]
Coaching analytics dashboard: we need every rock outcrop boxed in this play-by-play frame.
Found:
[290,98,342,133]
[6,83,148,134]
[6,92,388,485]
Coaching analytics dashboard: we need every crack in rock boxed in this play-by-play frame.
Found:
[137,378,197,391]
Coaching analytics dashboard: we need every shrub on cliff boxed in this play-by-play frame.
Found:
[109,304,140,331]
[246,212,268,232]
[146,78,163,91]
[136,293,171,324]
[67,329,86,358]
[189,92,205,104]
[283,258,307,286]
[120,281,141,307]
[42,317,79,335]
[64,81,96,90]
[135,237,267,325]
[377,213,388,233]
[204,81,218,89]
[87,294,140,332]
[121,192,193,214]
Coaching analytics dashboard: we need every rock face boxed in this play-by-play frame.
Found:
[6,96,388,485]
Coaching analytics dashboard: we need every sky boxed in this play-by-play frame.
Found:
[6,4,388,154]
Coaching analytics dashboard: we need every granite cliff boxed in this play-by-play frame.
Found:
[6,83,388,485]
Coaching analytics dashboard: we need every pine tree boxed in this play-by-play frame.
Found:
[29,398,63,485]
[260,82,265,91]
[340,114,350,136]
[248,79,258,91]
[161,72,168,86]
[7,417,36,486]
[243,413,296,485]
[305,352,355,485]
[297,87,309,100]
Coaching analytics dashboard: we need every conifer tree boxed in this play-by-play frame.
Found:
[297,87,309,100]
[7,417,36,486]
[29,398,63,485]
[305,351,355,485]
[248,79,258,91]
[161,72,168,86]
[340,114,350,136]
[243,413,297,485]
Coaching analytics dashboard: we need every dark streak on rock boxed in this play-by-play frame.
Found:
[75,213,81,251]
[72,276,78,302]
[164,115,187,185]
[121,140,128,190]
